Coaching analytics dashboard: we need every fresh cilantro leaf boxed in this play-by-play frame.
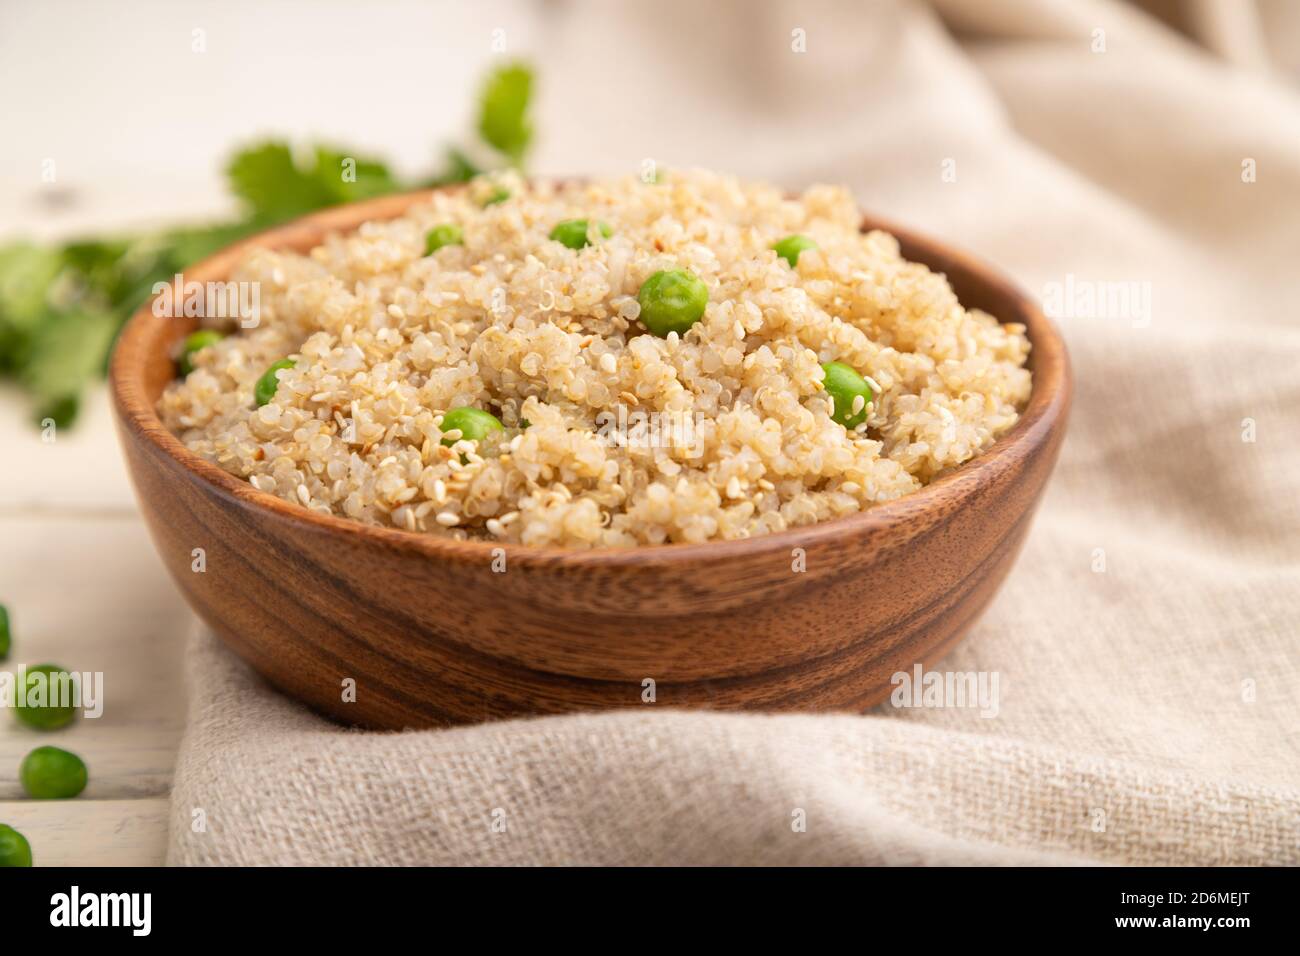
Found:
[478,62,533,165]
[311,146,401,204]
[226,142,334,223]
[226,141,403,222]
[20,306,118,413]
[0,243,63,327]
[425,146,482,187]
[0,243,64,374]
[36,393,79,429]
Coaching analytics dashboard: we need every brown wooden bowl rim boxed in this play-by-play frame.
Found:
[109,187,1071,570]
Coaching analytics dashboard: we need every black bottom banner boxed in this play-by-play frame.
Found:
[2,864,1282,941]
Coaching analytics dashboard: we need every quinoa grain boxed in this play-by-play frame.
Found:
[160,170,1030,548]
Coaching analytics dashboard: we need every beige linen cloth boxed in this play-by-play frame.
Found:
[168,0,1300,865]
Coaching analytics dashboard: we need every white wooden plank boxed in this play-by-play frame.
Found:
[0,386,138,514]
[0,798,170,866]
[0,516,190,804]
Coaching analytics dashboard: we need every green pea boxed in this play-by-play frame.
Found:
[178,329,224,376]
[0,825,32,867]
[424,224,463,255]
[773,234,818,267]
[482,187,511,207]
[254,358,295,407]
[0,605,9,661]
[14,664,77,731]
[20,746,88,799]
[549,219,612,250]
[821,361,874,429]
[637,269,709,338]
[440,407,504,447]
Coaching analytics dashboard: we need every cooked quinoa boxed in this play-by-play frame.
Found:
[158,169,1032,548]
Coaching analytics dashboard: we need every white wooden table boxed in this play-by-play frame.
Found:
[0,388,191,865]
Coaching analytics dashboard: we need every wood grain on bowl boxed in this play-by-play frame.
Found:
[109,190,1071,729]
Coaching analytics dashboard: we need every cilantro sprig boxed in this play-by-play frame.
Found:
[0,61,535,427]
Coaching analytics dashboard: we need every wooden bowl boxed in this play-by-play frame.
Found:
[109,190,1071,729]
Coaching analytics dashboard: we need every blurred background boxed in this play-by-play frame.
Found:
[4,0,1299,233]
